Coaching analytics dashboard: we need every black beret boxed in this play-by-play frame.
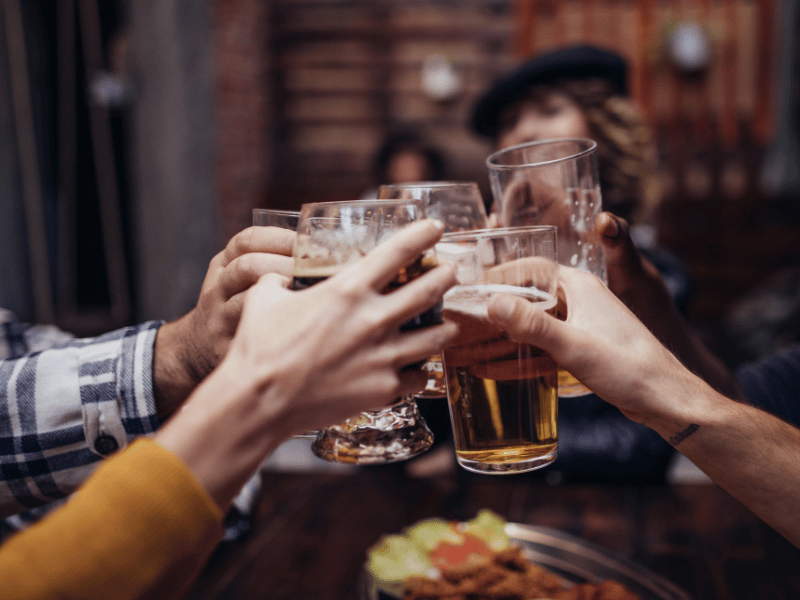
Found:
[471,45,628,138]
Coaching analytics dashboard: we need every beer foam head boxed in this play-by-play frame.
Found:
[444,283,556,316]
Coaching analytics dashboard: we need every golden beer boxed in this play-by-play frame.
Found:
[442,285,558,474]
[557,368,592,397]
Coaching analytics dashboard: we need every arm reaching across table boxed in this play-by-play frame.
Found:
[0,226,295,519]
[0,220,458,599]
[487,265,800,549]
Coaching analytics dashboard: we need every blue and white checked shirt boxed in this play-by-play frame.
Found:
[0,308,162,517]
[0,308,260,541]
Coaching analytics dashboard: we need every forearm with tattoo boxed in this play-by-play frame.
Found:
[668,423,699,446]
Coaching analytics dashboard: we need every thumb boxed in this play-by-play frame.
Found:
[596,212,636,257]
[487,293,574,359]
[596,212,650,289]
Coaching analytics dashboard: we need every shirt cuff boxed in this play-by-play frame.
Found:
[83,321,164,458]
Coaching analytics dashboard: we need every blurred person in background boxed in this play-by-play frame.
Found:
[361,129,447,200]
[468,45,703,484]
[0,225,295,542]
[471,45,693,311]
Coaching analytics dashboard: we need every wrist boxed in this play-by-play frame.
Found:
[152,313,203,420]
[638,362,728,445]
[155,356,288,511]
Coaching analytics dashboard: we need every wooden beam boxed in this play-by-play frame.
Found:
[3,0,55,323]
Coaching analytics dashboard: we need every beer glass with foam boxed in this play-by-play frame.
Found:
[291,199,440,464]
[378,182,489,398]
[437,226,559,474]
[486,138,603,398]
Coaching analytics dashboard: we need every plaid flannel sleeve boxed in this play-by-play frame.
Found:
[0,319,163,518]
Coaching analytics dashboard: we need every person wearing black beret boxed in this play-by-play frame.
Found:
[472,45,657,228]
[469,45,702,485]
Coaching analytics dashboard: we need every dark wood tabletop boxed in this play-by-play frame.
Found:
[184,465,800,600]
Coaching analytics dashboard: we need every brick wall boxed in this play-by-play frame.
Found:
[213,0,274,240]
[212,0,515,240]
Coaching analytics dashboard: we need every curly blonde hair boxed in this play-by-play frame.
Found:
[559,78,660,225]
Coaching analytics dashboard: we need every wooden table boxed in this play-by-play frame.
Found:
[184,466,800,600]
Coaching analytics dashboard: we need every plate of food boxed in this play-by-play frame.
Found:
[359,510,690,600]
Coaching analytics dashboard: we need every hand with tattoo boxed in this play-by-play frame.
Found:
[483,263,800,549]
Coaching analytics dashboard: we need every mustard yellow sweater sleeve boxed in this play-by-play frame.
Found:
[0,438,224,600]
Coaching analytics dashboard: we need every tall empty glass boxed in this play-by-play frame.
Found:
[291,200,439,464]
[377,181,489,233]
[487,138,603,397]
[437,226,559,474]
[378,182,489,398]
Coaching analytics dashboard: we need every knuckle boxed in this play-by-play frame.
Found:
[236,253,259,278]
[334,275,368,302]
[259,272,284,285]
[508,303,542,342]
[234,227,261,258]
[225,257,247,286]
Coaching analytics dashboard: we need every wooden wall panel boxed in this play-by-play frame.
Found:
[267,0,514,207]
[515,0,778,148]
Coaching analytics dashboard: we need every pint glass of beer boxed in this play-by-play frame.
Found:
[487,138,604,398]
[437,226,559,474]
[292,199,439,464]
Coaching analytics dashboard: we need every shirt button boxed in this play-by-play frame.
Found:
[94,435,119,456]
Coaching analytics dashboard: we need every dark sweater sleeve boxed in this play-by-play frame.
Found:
[735,343,800,428]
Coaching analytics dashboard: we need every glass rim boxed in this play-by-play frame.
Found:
[252,208,300,216]
[440,225,556,243]
[378,181,480,190]
[300,199,424,211]
[485,138,597,170]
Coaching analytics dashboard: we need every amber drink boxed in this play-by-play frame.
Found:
[437,225,559,474]
[443,285,557,473]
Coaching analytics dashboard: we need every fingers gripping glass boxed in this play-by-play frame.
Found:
[377,182,489,399]
[291,200,440,464]
[251,208,318,440]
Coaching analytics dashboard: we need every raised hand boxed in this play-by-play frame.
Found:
[153,226,296,418]
[156,220,458,509]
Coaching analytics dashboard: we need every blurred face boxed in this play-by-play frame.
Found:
[386,150,433,184]
[495,87,591,150]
